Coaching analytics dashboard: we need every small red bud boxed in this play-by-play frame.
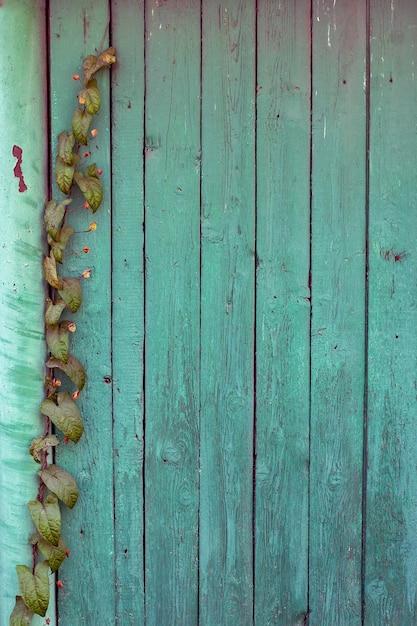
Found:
[72,74,80,81]
[83,152,89,158]
[83,246,90,254]
[91,128,99,138]
[64,436,69,444]
[56,580,64,588]
[84,201,90,209]
[72,390,81,400]
[96,168,103,175]
[65,549,71,558]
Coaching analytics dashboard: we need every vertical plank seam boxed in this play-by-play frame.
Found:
[142,2,148,622]
[307,0,314,622]
[108,1,118,621]
[252,2,258,625]
[198,1,203,624]
[361,0,371,623]
[45,1,58,622]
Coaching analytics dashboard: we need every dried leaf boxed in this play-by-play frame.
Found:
[41,392,83,443]
[83,47,117,84]
[57,131,76,165]
[16,561,50,617]
[32,534,68,573]
[45,298,67,325]
[38,464,79,509]
[58,277,82,313]
[29,434,60,464]
[74,170,103,212]
[72,108,92,145]
[46,354,86,390]
[27,493,61,546]
[46,324,69,362]
[79,79,101,115]
[42,253,63,290]
[44,198,72,241]
[55,155,75,194]
[49,225,74,263]
[9,596,34,626]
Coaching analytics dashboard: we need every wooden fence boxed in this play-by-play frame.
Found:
[1,1,417,624]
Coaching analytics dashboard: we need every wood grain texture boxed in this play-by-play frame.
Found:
[365,1,417,622]
[199,2,256,624]
[49,2,115,623]
[254,2,311,624]
[0,3,52,624]
[309,1,367,623]
[111,2,145,624]
[143,1,201,624]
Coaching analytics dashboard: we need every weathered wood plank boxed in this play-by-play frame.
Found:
[199,2,256,624]
[309,1,367,623]
[365,1,417,623]
[143,1,201,624]
[49,2,115,622]
[254,2,311,624]
[0,2,53,624]
[111,2,145,624]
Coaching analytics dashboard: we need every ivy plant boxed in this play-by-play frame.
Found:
[10,46,116,626]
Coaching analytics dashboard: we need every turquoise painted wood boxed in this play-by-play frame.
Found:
[365,1,417,623]
[111,2,145,624]
[3,1,417,625]
[199,2,255,624]
[143,1,201,624]
[0,3,54,624]
[255,1,311,623]
[309,2,367,624]
[49,3,115,623]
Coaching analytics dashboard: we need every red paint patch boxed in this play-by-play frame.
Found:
[12,145,27,192]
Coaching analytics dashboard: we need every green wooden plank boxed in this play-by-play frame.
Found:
[365,1,417,622]
[49,3,115,623]
[199,2,255,624]
[309,1,367,623]
[111,2,145,624]
[143,1,201,624]
[0,3,55,624]
[255,1,311,624]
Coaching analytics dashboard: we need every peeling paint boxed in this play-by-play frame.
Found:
[12,145,27,193]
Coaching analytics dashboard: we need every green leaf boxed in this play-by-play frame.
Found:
[42,253,63,290]
[45,298,67,325]
[41,392,83,443]
[83,47,117,84]
[30,533,68,573]
[72,108,92,145]
[16,561,50,617]
[55,154,75,194]
[73,170,103,212]
[46,324,69,362]
[44,198,72,241]
[79,79,101,115]
[58,277,82,313]
[9,596,34,626]
[85,162,99,178]
[49,225,75,263]
[27,493,61,546]
[57,130,76,165]
[29,434,60,464]
[38,464,78,509]
[46,354,86,390]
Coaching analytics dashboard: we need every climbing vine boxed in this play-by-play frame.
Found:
[10,46,116,625]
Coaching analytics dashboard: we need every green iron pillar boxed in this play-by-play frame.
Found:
[0,2,54,624]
